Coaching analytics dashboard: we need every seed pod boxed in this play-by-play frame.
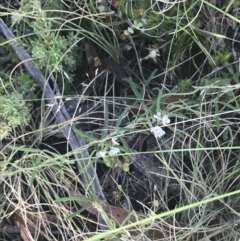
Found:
[138,8,145,17]
[93,58,102,67]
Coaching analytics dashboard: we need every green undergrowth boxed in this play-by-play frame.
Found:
[0,0,240,240]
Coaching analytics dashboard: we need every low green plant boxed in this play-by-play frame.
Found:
[30,32,78,73]
[123,20,143,36]
[212,42,232,65]
[13,0,81,77]
[179,78,192,93]
[0,63,34,140]
[0,92,31,140]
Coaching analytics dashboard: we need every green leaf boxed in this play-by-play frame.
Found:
[127,27,134,34]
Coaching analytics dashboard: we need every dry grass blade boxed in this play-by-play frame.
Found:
[69,189,220,240]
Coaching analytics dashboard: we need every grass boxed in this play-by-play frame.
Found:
[0,0,240,240]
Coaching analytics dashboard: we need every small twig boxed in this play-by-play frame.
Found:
[1,225,65,236]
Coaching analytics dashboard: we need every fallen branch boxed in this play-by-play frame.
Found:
[0,19,106,203]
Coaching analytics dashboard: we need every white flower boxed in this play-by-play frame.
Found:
[108,147,120,156]
[148,48,160,59]
[153,112,161,120]
[145,47,160,63]
[150,126,166,138]
[112,137,120,146]
[153,112,171,126]
[141,47,160,63]
[96,151,105,158]
[162,114,170,126]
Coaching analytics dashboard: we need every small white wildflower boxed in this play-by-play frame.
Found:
[108,147,120,156]
[112,137,120,146]
[141,47,160,63]
[145,47,160,63]
[150,126,165,138]
[148,48,160,59]
[153,112,161,120]
[96,151,105,158]
[162,114,171,126]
